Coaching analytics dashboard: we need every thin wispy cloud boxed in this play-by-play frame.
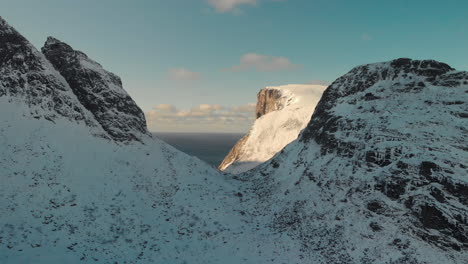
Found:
[168,68,202,81]
[223,53,300,72]
[207,0,257,13]
[152,104,177,113]
[145,103,256,132]
[207,0,286,13]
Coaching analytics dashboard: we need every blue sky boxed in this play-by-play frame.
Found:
[2,0,468,132]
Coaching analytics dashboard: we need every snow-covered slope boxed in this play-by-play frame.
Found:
[1,15,467,264]
[219,84,326,174]
[241,58,468,263]
[42,37,150,142]
[0,101,280,264]
[0,16,299,264]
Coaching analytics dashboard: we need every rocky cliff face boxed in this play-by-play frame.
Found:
[255,88,290,118]
[242,58,468,263]
[0,17,102,131]
[219,84,326,174]
[42,37,150,142]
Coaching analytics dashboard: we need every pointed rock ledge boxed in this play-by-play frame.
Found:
[42,37,150,142]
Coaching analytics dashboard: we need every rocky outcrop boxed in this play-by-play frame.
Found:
[255,88,291,118]
[219,84,326,174]
[0,17,101,130]
[42,37,150,142]
[245,58,468,263]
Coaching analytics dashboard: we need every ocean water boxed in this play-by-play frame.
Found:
[154,133,244,167]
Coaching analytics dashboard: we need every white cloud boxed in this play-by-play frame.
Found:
[223,53,300,72]
[153,104,177,112]
[145,103,256,132]
[168,68,202,81]
[192,104,224,112]
[207,0,257,13]
[231,103,256,112]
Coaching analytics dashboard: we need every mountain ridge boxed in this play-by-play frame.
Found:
[242,58,468,262]
[0,15,467,264]
[0,16,106,135]
[42,36,150,142]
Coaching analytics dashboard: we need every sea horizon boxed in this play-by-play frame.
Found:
[153,132,244,167]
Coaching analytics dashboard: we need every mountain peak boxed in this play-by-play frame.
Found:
[44,36,62,46]
[253,58,468,257]
[0,17,104,131]
[389,58,454,72]
[42,37,150,142]
[0,16,13,31]
[301,58,465,143]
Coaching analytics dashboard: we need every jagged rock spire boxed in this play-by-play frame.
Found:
[0,16,101,128]
[42,37,150,142]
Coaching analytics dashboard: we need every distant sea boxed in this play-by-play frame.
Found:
[153,133,244,167]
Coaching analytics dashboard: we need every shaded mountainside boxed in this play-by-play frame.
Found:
[242,58,468,263]
[42,37,150,142]
[0,17,103,132]
[219,84,326,174]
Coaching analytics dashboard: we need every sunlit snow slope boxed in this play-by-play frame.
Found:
[219,84,326,174]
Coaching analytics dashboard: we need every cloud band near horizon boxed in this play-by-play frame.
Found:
[145,103,256,133]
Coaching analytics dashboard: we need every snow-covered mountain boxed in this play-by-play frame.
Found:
[219,84,326,174]
[241,58,468,263]
[42,37,150,142]
[1,15,467,264]
[0,17,104,134]
[0,17,291,264]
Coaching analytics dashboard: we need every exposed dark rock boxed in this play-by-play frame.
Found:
[256,88,286,118]
[42,37,150,142]
[430,188,446,203]
[367,201,384,213]
[369,222,382,232]
[419,161,440,178]
[417,204,450,230]
[382,178,408,200]
[0,17,100,128]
